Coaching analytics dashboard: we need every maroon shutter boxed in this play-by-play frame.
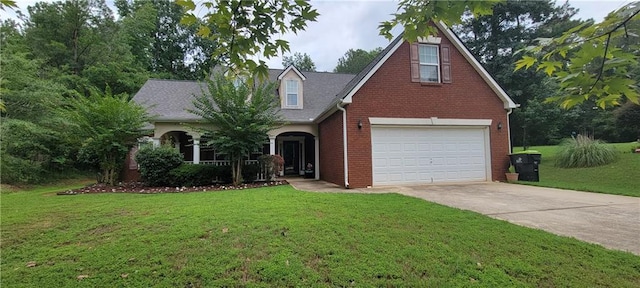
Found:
[441,44,452,83]
[410,42,420,82]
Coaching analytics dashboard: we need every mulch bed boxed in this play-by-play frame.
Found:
[57,180,289,195]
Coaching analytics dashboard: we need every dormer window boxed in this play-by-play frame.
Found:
[285,80,299,107]
[278,65,305,109]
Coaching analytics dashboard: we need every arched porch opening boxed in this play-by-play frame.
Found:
[159,131,195,162]
[273,131,317,178]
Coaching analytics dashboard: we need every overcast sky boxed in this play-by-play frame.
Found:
[1,0,630,72]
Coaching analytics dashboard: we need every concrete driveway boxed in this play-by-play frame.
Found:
[288,179,640,255]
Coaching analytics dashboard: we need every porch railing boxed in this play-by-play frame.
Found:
[183,160,268,182]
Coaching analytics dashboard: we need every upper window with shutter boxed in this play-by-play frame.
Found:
[410,39,452,84]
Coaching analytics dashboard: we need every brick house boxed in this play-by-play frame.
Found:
[131,22,518,188]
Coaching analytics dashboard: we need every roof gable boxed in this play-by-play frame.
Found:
[278,65,307,81]
[336,22,517,110]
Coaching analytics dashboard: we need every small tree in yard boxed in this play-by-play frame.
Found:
[190,74,283,186]
[63,88,151,185]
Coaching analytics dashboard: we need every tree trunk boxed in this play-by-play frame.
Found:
[232,158,243,186]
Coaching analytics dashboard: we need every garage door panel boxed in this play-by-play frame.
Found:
[372,126,488,185]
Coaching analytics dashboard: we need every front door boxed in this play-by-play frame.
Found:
[283,141,299,175]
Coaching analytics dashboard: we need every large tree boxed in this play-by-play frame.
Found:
[333,47,383,74]
[189,75,283,186]
[23,0,147,95]
[178,0,318,79]
[454,0,581,146]
[379,0,639,108]
[24,0,115,75]
[62,88,151,185]
[282,52,316,71]
[0,20,77,184]
[117,0,216,79]
[515,2,640,108]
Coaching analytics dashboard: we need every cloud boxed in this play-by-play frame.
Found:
[263,1,400,72]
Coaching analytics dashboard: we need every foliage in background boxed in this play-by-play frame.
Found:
[281,52,316,72]
[381,0,639,109]
[1,20,78,184]
[453,0,581,147]
[1,119,52,184]
[115,0,216,80]
[0,0,16,10]
[178,0,319,79]
[63,88,151,185]
[22,0,147,95]
[515,3,640,108]
[333,47,383,74]
[615,102,640,140]
[555,135,618,168]
[379,0,501,40]
[189,74,284,186]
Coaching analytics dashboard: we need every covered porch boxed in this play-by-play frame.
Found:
[149,123,319,180]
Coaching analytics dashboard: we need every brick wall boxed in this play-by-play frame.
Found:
[122,148,141,182]
[318,111,345,186]
[327,33,511,188]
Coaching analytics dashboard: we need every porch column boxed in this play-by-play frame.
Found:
[269,136,276,155]
[314,136,320,180]
[193,138,200,164]
[152,137,160,147]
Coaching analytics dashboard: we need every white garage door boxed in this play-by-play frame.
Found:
[371,126,488,185]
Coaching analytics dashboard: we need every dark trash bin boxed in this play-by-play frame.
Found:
[510,151,542,182]
[304,170,314,179]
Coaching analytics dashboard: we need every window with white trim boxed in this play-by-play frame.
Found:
[418,44,440,83]
[285,79,299,108]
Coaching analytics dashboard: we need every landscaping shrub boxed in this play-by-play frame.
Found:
[555,135,618,168]
[135,146,183,186]
[0,154,46,184]
[169,164,217,187]
[242,163,261,183]
[258,154,284,180]
[216,165,233,184]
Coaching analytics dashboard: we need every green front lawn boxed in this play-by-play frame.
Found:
[514,142,640,197]
[2,183,638,287]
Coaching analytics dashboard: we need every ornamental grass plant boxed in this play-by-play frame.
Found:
[555,135,618,168]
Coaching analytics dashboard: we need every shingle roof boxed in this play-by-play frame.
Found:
[132,70,355,123]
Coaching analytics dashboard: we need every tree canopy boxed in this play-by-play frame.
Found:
[333,48,383,74]
[178,0,319,79]
[282,52,316,72]
[515,2,640,108]
[381,0,639,108]
[189,75,284,186]
[62,88,151,185]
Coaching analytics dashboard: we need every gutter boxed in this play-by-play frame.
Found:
[336,100,350,188]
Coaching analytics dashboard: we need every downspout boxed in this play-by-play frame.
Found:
[336,100,350,188]
[507,108,514,154]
